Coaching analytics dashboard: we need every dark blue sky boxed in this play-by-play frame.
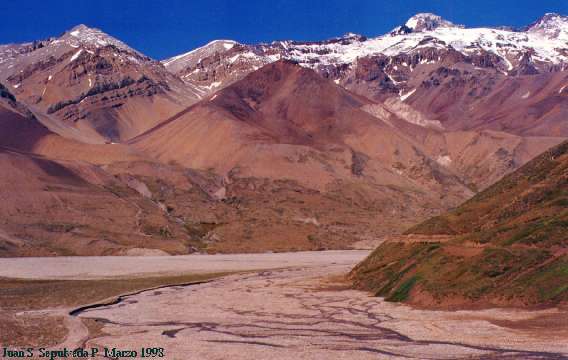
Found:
[1,0,567,60]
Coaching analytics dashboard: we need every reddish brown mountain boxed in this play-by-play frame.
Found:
[131,61,470,196]
[0,25,200,143]
[0,83,142,164]
[123,61,478,250]
[387,65,568,138]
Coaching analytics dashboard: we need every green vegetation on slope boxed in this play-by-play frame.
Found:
[407,141,568,240]
[351,141,568,308]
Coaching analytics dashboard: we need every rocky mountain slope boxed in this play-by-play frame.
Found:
[0,83,143,163]
[351,140,568,307]
[0,86,208,256]
[0,25,201,143]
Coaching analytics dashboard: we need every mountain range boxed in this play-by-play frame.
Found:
[0,13,567,257]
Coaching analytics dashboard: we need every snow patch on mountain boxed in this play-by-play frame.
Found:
[400,89,416,101]
[162,40,238,73]
[69,49,83,62]
[436,155,452,167]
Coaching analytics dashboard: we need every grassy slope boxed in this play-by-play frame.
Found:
[351,141,568,308]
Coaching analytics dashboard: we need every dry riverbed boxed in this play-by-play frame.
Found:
[1,251,567,359]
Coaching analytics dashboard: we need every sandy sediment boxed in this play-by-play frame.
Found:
[0,250,369,280]
[64,255,568,359]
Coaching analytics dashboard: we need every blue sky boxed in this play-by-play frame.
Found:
[1,0,567,60]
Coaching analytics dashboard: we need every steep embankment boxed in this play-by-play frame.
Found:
[351,141,568,308]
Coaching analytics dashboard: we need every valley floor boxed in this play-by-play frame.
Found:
[1,252,567,359]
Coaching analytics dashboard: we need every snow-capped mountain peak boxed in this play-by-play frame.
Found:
[61,24,142,55]
[404,13,463,32]
[526,13,568,40]
[68,24,94,35]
